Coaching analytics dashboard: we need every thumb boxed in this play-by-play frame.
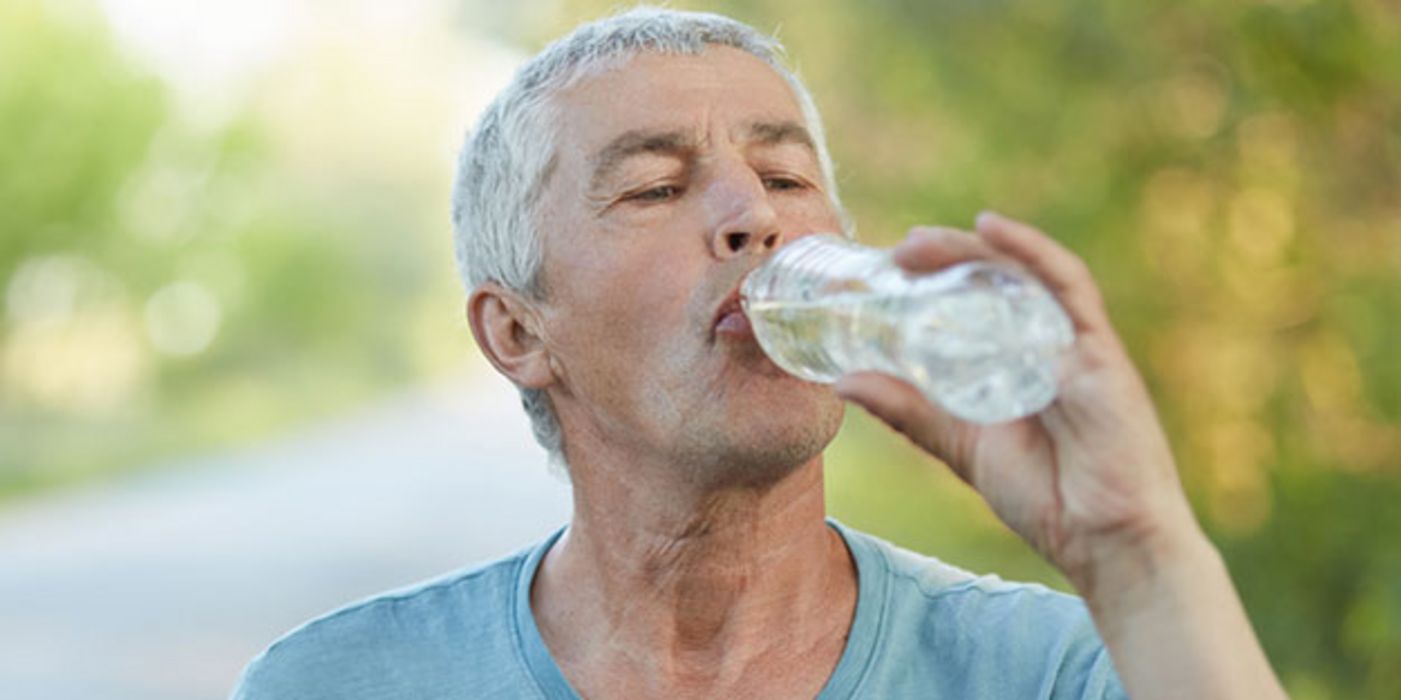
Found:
[834,371,974,482]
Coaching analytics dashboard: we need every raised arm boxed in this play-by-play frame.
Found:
[834,212,1287,700]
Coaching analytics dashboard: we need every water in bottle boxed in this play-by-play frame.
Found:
[740,234,1075,424]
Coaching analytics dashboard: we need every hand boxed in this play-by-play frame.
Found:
[835,212,1201,592]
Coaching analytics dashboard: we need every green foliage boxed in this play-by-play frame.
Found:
[0,3,165,276]
[1223,468,1401,696]
[0,0,455,496]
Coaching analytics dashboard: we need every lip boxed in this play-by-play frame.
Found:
[712,289,753,338]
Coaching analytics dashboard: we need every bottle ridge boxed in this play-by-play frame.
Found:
[740,234,1075,423]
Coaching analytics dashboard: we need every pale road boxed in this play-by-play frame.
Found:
[0,369,573,700]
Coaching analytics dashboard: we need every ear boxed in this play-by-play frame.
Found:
[467,282,556,390]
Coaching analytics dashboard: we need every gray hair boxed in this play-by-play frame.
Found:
[451,6,848,464]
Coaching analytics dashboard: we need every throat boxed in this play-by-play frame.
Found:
[530,465,858,682]
[536,521,858,697]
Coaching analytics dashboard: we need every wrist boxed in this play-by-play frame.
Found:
[1066,512,1289,700]
[1069,508,1216,616]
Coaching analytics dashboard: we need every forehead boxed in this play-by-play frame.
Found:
[550,46,805,157]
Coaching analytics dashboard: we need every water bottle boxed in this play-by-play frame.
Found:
[740,233,1075,423]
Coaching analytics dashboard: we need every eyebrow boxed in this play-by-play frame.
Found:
[588,129,697,191]
[743,120,817,153]
[586,120,818,190]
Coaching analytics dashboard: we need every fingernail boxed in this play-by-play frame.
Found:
[976,211,1002,228]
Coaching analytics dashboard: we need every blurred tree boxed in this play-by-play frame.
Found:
[0,0,458,497]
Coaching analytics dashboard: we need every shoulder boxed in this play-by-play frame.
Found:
[231,550,532,700]
[839,526,1125,699]
[841,525,1089,624]
[871,531,1092,627]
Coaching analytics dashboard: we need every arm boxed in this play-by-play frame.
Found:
[834,212,1286,699]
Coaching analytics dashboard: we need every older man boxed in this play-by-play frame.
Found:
[234,8,1285,699]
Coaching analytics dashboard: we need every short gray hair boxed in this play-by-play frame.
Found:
[451,6,848,463]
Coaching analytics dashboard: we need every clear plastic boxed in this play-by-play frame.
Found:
[740,234,1075,423]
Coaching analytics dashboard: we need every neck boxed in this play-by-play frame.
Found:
[531,450,856,693]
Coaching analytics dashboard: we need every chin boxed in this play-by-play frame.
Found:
[678,390,845,490]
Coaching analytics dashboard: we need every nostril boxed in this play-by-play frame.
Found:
[761,232,779,249]
[726,232,749,252]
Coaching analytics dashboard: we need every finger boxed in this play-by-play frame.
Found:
[974,211,1111,334]
[833,371,974,482]
[892,226,1013,274]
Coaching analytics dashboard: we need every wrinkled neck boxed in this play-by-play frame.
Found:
[533,455,855,684]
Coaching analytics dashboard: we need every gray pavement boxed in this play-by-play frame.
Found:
[0,369,572,700]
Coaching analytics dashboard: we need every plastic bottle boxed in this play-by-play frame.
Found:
[740,233,1075,423]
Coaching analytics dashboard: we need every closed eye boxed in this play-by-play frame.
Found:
[762,176,807,192]
[629,185,682,202]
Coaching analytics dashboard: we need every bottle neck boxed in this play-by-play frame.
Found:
[742,234,888,305]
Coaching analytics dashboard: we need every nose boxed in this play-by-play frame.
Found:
[705,165,782,259]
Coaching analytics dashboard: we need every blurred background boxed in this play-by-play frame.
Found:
[1,0,1398,697]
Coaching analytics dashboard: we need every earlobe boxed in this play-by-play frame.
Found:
[467,283,556,390]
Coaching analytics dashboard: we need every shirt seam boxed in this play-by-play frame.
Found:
[882,553,1078,604]
[508,552,555,700]
[839,525,891,698]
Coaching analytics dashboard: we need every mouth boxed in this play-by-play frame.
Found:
[712,289,753,339]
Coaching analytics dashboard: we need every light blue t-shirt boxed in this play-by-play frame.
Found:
[233,520,1126,698]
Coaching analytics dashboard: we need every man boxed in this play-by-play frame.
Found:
[234,8,1286,699]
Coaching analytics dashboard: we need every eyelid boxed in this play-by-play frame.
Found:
[761,172,816,191]
[623,182,683,203]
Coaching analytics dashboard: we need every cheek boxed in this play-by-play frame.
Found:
[550,253,699,366]
[776,194,844,234]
